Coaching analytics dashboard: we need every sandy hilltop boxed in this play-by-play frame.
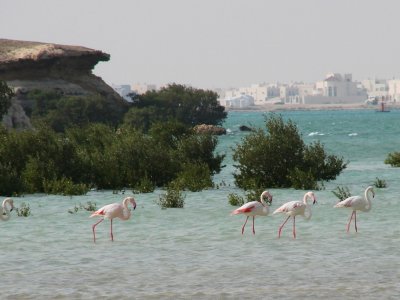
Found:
[224,102,400,112]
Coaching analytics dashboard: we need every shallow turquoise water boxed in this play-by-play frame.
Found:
[2,110,400,299]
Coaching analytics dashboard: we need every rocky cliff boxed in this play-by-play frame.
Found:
[0,39,128,128]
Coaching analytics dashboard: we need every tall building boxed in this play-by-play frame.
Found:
[224,94,255,108]
[303,73,366,104]
[360,78,388,101]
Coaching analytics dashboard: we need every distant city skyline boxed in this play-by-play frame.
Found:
[2,0,400,89]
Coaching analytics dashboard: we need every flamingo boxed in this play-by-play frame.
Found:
[273,191,316,238]
[90,197,137,243]
[334,186,375,233]
[0,198,14,221]
[231,190,273,235]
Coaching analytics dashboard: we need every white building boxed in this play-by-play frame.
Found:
[360,78,388,101]
[224,94,255,108]
[303,73,367,104]
[387,79,400,102]
[222,73,370,107]
[224,83,282,105]
[238,84,267,104]
[281,84,301,104]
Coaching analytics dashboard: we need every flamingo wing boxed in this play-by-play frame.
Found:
[231,201,257,215]
[90,203,122,218]
[90,207,106,217]
[334,195,363,209]
[273,201,299,214]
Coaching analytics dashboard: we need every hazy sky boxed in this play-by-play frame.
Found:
[2,0,400,89]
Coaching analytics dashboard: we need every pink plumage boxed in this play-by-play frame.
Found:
[90,197,137,243]
[231,191,273,235]
[273,191,316,239]
[334,186,374,232]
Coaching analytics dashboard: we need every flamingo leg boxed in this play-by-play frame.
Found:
[110,219,114,241]
[347,211,355,233]
[242,216,249,235]
[278,216,291,238]
[252,216,255,235]
[92,218,104,243]
[292,216,296,239]
[354,211,358,232]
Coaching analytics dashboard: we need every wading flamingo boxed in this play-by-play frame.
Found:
[90,197,136,243]
[334,186,375,233]
[273,191,316,238]
[0,198,14,221]
[231,191,273,235]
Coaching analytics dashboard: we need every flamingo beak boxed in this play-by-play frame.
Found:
[133,203,137,210]
[313,198,317,205]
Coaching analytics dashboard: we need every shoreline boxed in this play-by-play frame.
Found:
[225,103,400,112]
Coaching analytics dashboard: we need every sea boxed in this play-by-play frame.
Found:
[1,109,400,299]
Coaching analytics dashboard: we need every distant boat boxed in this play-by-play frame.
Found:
[376,101,390,112]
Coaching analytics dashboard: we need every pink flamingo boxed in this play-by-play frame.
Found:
[90,197,137,243]
[231,191,273,235]
[273,191,316,238]
[1,198,14,221]
[334,186,374,232]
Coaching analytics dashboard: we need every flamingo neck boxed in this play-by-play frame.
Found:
[120,198,132,220]
[260,191,272,207]
[303,193,312,205]
[363,188,373,212]
[122,198,130,208]
[261,200,270,214]
[302,193,314,220]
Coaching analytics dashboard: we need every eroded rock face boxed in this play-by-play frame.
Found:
[0,39,128,129]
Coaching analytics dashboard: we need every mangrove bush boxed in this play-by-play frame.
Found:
[232,114,347,190]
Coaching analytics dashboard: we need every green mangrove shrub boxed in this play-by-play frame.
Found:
[0,85,226,195]
[173,163,214,192]
[43,178,89,196]
[0,80,14,118]
[228,193,245,206]
[68,204,80,214]
[125,84,227,130]
[133,175,155,193]
[28,90,126,132]
[373,177,387,188]
[16,202,31,217]
[156,183,185,209]
[384,151,400,167]
[81,201,97,211]
[332,186,352,202]
[0,121,223,195]
[68,201,97,214]
[232,114,347,190]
